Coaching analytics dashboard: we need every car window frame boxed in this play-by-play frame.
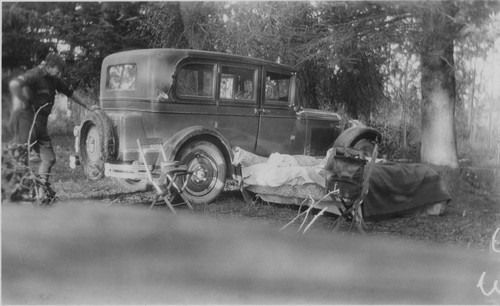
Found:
[217,63,259,106]
[262,68,295,110]
[172,60,217,104]
[105,63,138,91]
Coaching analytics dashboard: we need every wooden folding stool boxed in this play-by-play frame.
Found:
[136,138,193,214]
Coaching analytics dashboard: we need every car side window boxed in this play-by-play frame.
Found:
[106,64,137,90]
[219,65,256,101]
[176,63,214,98]
[265,71,291,103]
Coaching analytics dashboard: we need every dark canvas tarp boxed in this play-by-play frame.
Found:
[362,162,451,221]
[243,162,451,221]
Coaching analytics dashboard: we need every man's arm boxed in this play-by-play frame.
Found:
[70,91,100,111]
[9,79,31,109]
[54,77,99,111]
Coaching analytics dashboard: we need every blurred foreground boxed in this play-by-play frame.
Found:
[3,202,499,304]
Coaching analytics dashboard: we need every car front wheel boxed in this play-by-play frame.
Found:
[178,140,226,205]
[352,138,375,158]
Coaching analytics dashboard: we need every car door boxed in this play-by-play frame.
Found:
[216,63,260,153]
[255,69,304,156]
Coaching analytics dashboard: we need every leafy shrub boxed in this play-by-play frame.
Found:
[48,111,75,136]
[370,122,420,161]
[48,89,99,136]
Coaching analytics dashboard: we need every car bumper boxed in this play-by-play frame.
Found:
[104,163,152,179]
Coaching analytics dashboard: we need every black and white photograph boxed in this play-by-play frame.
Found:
[2,1,500,304]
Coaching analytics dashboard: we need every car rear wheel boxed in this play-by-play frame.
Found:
[352,138,375,158]
[178,140,226,205]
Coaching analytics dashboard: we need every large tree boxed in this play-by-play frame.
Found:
[404,1,499,168]
[417,2,463,167]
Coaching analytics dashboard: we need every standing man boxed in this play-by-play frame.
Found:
[8,53,99,197]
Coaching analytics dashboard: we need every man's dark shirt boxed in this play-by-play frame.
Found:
[15,66,74,117]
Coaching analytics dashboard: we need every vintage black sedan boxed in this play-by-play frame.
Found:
[72,49,380,204]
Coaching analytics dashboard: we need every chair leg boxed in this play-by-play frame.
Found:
[178,192,194,210]
[168,173,194,210]
[149,195,160,209]
[180,174,194,210]
[161,195,178,214]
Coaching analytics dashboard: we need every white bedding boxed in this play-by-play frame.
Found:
[242,163,326,188]
[233,146,328,188]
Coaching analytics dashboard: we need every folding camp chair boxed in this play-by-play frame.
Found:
[324,144,378,233]
[136,138,194,214]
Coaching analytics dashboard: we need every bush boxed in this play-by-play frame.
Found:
[47,95,75,136]
[370,122,420,162]
[48,111,75,136]
[48,89,99,136]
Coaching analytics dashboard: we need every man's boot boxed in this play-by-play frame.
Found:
[37,177,57,205]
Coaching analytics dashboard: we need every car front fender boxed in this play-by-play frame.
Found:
[333,126,382,148]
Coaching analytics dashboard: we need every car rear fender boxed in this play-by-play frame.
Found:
[163,126,234,177]
[333,126,382,148]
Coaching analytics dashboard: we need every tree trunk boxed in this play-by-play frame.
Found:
[420,34,459,168]
[401,56,410,158]
[468,58,476,130]
[468,58,477,144]
[488,103,493,148]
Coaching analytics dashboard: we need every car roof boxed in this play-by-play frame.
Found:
[103,48,295,72]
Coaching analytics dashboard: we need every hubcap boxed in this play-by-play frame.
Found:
[193,166,207,183]
[185,153,217,196]
[87,137,96,154]
[85,127,100,162]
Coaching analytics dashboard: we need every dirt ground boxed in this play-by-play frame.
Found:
[29,136,497,251]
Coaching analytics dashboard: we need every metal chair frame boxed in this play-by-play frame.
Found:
[325,144,378,233]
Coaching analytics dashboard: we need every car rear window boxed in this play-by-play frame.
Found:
[106,64,137,90]
[265,71,291,103]
[176,63,215,98]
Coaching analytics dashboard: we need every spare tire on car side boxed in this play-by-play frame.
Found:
[79,111,116,180]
